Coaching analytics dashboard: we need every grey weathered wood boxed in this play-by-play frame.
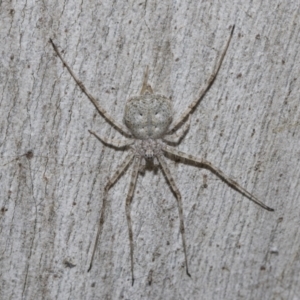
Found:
[1,1,299,299]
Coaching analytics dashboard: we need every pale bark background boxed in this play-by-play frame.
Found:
[1,0,299,299]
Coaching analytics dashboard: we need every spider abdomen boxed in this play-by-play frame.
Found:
[124,94,173,139]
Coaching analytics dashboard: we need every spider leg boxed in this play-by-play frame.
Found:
[88,153,134,272]
[125,156,141,285]
[168,25,235,134]
[140,65,153,95]
[162,145,274,211]
[157,155,191,277]
[163,116,190,144]
[89,130,134,148]
[49,39,132,137]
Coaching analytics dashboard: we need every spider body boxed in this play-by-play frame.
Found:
[50,25,273,286]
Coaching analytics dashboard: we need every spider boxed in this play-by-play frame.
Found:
[50,25,273,285]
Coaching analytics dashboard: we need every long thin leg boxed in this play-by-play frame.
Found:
[125,157,141,285]
[89,130,134,148]
[168,25,235,134]
[162,145,274,211]
[49,39,132,137]
[88,153,134,272]
[163,116,190,144]
[157,155,191,277]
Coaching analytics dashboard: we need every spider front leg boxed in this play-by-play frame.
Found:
[88,153,134,272]
[50,39,132,137]
[168,25,235,134]
[125,157,141,286]
[163,145,274,211]
[157,155,191,277]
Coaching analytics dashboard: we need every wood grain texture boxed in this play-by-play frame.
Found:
[1,1,299,299]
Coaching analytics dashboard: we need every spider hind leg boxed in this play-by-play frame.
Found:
[157,155,191,277]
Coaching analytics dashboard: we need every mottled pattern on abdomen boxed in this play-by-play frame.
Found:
[124,94,173,139]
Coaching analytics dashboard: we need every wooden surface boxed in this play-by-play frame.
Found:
[1,1,299,299]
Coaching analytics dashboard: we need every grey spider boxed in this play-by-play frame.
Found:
[50,25,273,285]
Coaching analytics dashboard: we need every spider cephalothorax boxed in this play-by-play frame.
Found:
[132,139,163,160]
[50,25,273,285]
